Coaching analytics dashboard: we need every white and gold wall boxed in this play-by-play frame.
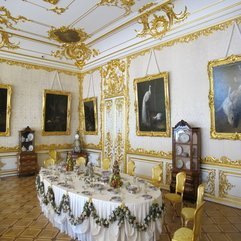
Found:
[81,18,241,208]
[0,17,241,209]
[0,61,80,175]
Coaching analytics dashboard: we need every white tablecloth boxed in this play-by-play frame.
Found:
[37,167,163,241]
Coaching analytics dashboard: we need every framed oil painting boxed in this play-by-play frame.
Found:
[42,89,71,135]
[83,97,98,135]
[208,55,241,140]
[134,72,170,137]
[0,84,12,136]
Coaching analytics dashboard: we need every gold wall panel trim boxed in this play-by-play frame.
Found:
[35,143,72,151]
[43,0,59,5]
[219,170,235,198]
[126,143,172,159]
[98,0,135,14]
[166,162,172,185]
[104,132,113,160]
[0,146,19,153]
[101,59,127,98]
[0,6,29,30]
[114,132,124,164]
[128,17,241,62]
[0,57,81,76]
[137,1,188,39]
[206,169,216,196]
[83,143,102,150]
[0,31,19,50]
[202,156,241,169]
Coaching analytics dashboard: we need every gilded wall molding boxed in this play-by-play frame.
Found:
[43,0,59,4]
[35,143,72,151]
[0,146,19,153]
[98,0,135,14]
[0,31,19,49]
[219,171,235,198]
[202,156,241,169]
[128,17,241,62]
[0,58,81,76]
[104,132,113,160]
[206,169,216,196]
[101,59,127,98]
[137,1,188,39]
[114,132,124,163]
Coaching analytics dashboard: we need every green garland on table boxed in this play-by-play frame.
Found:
[35,175,165,231]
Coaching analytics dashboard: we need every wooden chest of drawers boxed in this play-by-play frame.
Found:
[18,152,38,176]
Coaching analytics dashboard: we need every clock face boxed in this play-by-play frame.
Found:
[179,133,190,143]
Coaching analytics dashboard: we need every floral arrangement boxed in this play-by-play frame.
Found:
[36,175,164,231]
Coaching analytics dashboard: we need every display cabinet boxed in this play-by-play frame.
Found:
[170,120,201,201]
[18,126,38,176]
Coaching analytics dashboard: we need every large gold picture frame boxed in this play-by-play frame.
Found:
[42,89,71,135]
[0,84,12,136]
[83,97,98,135]
[208,55,241,140]
[134,72,170,137]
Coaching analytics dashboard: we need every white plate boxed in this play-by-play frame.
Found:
[179,133,190,143]
[185,161,190,169]
[27,133,34,141]
[176,145,182,155]
[176,159,184,169]
[28,145,33,151]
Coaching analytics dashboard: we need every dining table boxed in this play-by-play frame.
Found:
[36,165,164,241]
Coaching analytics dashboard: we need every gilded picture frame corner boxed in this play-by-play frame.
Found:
[0,83,13,136]
[134,72,170,137]
[42,89,71,136]
[82,97,98,135]
[208,54,241,140]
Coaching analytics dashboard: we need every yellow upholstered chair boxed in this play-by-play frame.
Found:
[76,156,86,166]
[127,160,135,176]
[49,149,61,163]
[164,171,186,220]
[102,158,111,170]
[43,158,55,168]
[172,201,205,241]
[152,164,163,187]
[181,184,205,227]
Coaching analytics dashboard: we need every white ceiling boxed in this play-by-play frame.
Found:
[0,0,240,72]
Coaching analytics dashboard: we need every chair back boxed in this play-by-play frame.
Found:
[76,156,86,166]
[102,158,111,170]
[152,164,163,183]
[193,201,205,241]
[44,158,55,168]
[127,160,135,176]
[196,184,205,208]
[175,171,186,196]
[49,149,60,163]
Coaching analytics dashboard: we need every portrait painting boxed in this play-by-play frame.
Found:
[83,97,97,135]
[134,72,170,137]
[42,90,71,135]
[208,55,241,139]
[0,84,12,136]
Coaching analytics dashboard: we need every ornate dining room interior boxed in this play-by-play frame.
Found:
[0,0,241,241]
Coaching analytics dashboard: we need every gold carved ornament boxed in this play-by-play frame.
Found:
[206,169,216,196]
[98,0,135,14]
[49,26,98,69]
[137,1,188,39]
[114,132,124,163]
[0,6,29,49]
[219,171,235,198]
[101,59,126,98]
[104,132,113,160]
[202,156,241,169]
[165,162,172,185]
[43,0,59,4]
